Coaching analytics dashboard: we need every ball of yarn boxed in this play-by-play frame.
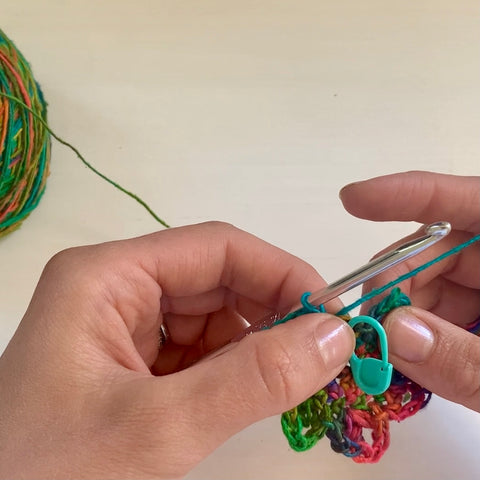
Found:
[0,28,50,237]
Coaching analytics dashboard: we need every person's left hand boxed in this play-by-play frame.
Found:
[340,171,480,411]
[0,222,354,479]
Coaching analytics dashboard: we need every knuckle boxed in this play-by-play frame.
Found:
[202,220,236,232]
[437,334,480,406]
[41,245,103,296]
[42,247,84,281]
[46,246,79,267]
[457,338,480,406]
[251,336,299,407]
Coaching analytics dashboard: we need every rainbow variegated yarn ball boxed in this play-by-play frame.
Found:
[0,28,50,237]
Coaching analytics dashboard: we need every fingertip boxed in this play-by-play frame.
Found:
[338,179,375,219]
[382,306,480,410]
[383,306,435,363]
[339,171,419,220]
[339,181,362,204]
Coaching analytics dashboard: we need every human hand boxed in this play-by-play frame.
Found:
[0,222,354,479]
[340,171,480,411]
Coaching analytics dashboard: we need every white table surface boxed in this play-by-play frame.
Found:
[1,1,479,479]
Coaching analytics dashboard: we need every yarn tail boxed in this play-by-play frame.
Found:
[0,91,170,229]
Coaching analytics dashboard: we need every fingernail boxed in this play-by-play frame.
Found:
[383,308,435,363]
[315,318,355,370]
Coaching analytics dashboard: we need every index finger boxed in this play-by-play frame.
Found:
[129,221,328,314]
[340,171,480,233]
[356,229,480,324]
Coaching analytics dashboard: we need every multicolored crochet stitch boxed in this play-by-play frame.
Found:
[278,232,480,462]
[0,28,50,237]
[280,288,431,463]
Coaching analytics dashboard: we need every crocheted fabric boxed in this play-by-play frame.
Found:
[281,288,432,463]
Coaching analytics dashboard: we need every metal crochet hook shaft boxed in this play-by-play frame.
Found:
[236,221,451,338]
[301,221,451,309]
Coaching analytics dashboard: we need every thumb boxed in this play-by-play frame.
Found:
[383,306,480,411]
[151,313,354,471]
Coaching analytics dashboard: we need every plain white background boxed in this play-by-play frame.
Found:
[1,1,479,479]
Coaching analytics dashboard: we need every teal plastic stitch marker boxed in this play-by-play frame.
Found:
[348,315,393,395]
[229,222,452,393]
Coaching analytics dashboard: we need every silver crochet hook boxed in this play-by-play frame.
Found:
[234,221,451,339]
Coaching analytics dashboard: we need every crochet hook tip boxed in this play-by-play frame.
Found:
[236,221,451,340]
[425,221,451,237]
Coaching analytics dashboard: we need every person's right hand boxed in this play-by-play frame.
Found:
[340,171,480,411]
[0,222,355,479]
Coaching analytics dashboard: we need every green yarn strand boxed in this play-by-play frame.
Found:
[0,91,170,229]
[1,27,169,236]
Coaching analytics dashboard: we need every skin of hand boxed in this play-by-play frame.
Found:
[0,222,355,479]
[340,171,480,412]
